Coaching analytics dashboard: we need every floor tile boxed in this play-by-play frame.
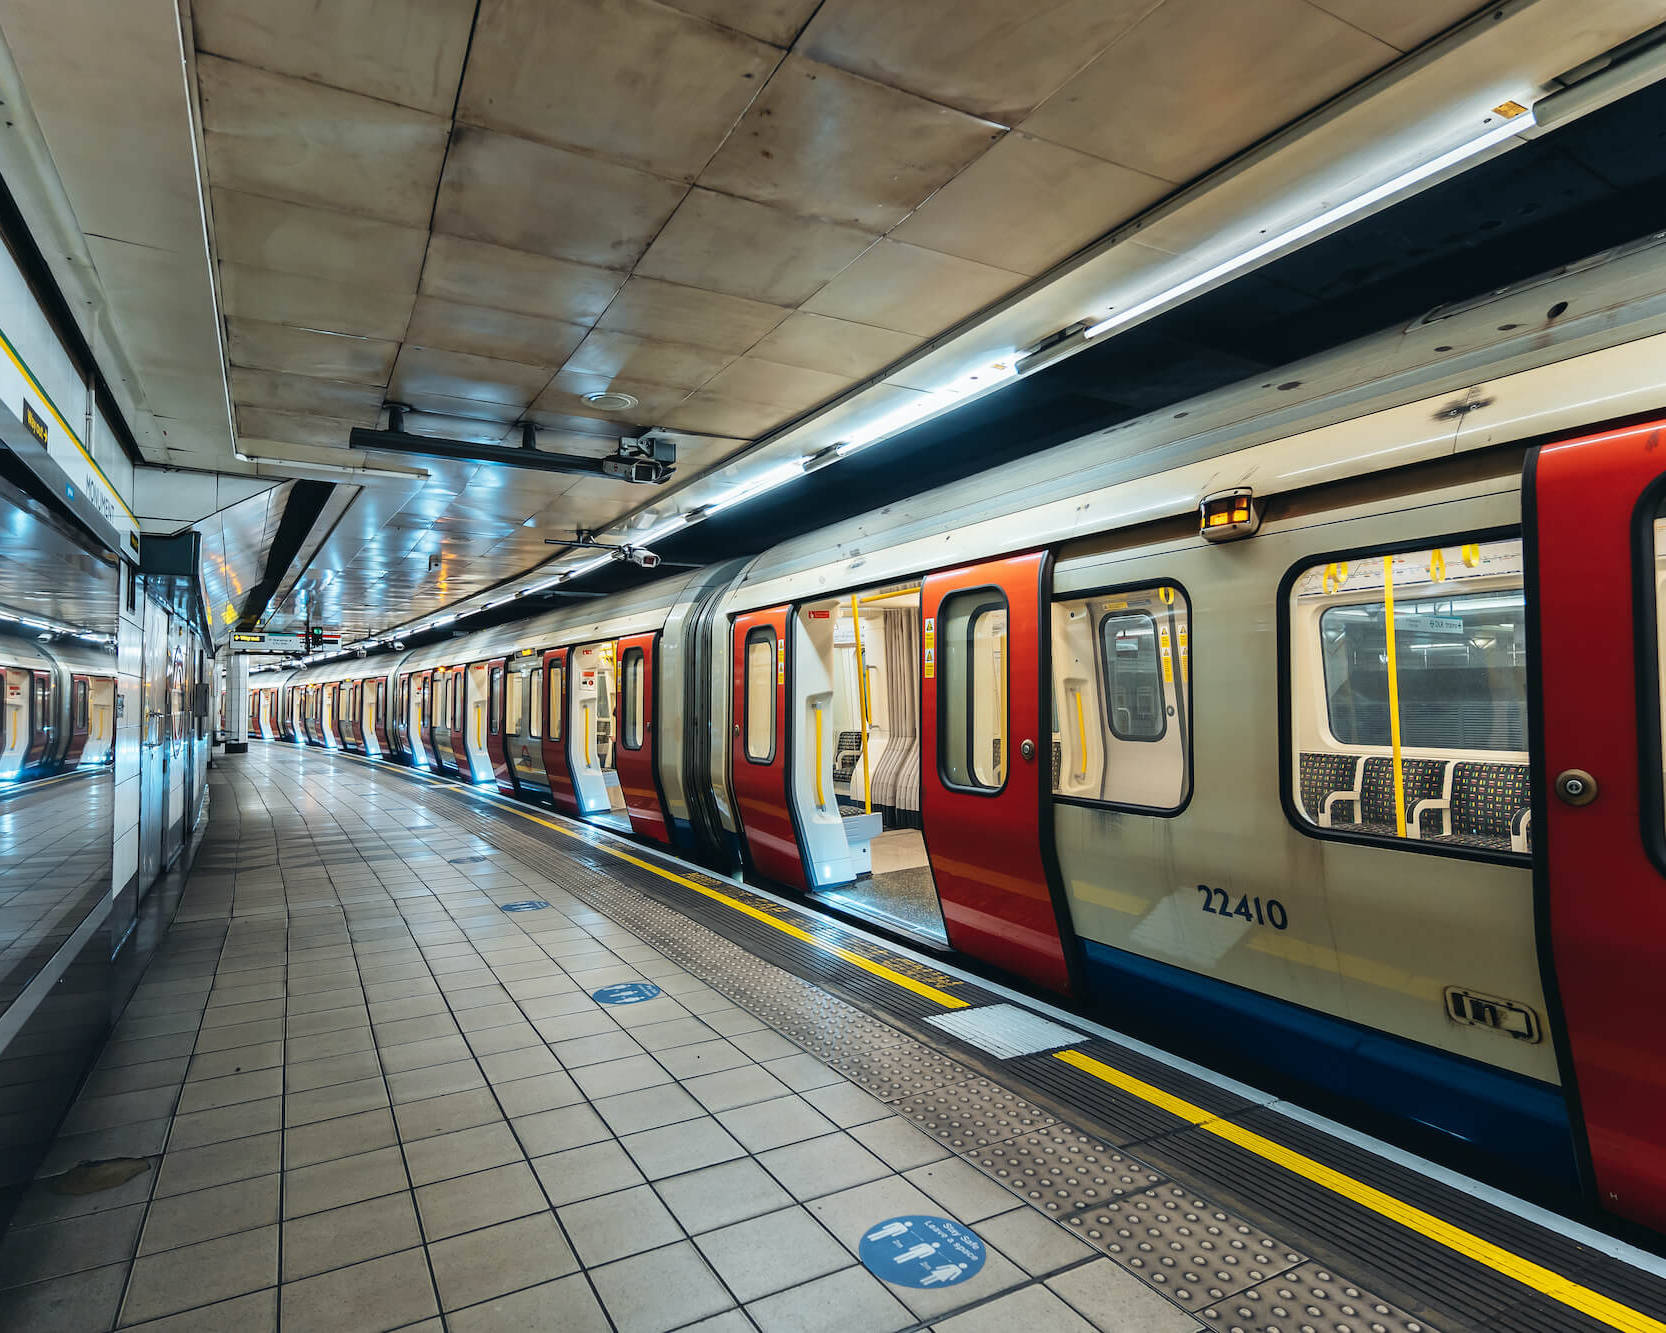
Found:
[589,1240,733,1333]
[281,1192,423,1281]
[744,1263,910,1333]
[656,1158,794,1235]
[0,1204,145,1288]
[284,1075,390,1127]
[716,1095,837,1153]
[513,1101,610,1157]
[120,1225,278,1324]
[393,1087,502,1141]
[1045,1259,1202,1333]
[570,1053,672,1100]
[621,1117,744,1179]
[283,1145,408,1218]
[279,1245,437,1333]
[445,1271,609,1333]
[556,1184,681,1266]
[695,1205,851,1302]
[415,1161,546,1240]
[387,1059,487,1103]
[284,1107,399,1169]
[147,1133,275,1202]
[756,1132,891,1201]
[404,1120,524,1186]
[849,1116,952,1170]
[976,1206,1096,1277]
[654,1040,751,1080]
[121,1286,277,1331]
[429,1212,578,1311]
[530,1140,645,1206]
[139,1174,280,1254]
[164,1097,283,1151]
[593,1082,704,1135]
[0,1261,130,1332]
[936,1283,1097,1332]
[284,1049,383,1093]
[800,1082,891,1129]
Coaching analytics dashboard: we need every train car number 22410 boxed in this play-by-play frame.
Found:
[1197,886,1288,930]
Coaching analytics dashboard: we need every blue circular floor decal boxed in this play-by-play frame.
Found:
[859,1215,985,1288]
[591,981,662,1005]
[499,900,550,913]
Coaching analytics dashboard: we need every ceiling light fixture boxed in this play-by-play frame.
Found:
[704,460,808,516]
[1082,109,1534,344]
[582,391,639,411]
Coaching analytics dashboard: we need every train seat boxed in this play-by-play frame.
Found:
[1415,760,1532,853]
[1298,751,1363,827]
[1328,755,1448,838]
[832,730,863,785]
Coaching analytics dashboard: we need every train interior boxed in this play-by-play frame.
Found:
[796,587,945,943]
[1288,539,1530,852]
[570,641,629,829]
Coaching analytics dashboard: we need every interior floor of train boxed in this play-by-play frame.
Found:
[0,745,1660,1333]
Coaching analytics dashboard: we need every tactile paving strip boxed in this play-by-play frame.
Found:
[967,1129,1167,1215]
[358,767,1445,1333]
[1198,1265,1434,1333]
[1065,1184,1306,1310]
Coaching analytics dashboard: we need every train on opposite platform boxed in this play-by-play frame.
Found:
[0,630,116,784]
[252,245,1666,1237]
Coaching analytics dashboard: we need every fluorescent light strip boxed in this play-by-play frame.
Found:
[1084,112,1532,342]
[704,460,807,516]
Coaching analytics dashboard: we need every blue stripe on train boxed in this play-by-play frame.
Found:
[1079,939,1581,1198]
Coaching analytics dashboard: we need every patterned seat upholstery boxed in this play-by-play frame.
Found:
[832,730,864,784]
[1298,752,1360,825]
[1332,756,1448,838]
[1423,761,1532,853]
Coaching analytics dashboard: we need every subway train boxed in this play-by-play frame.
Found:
[252,254,1666,1237]
[0,630,116,784]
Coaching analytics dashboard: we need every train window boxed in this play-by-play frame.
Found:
[1052,585,1191,812]
[938,589,1008,792]
[73,680,88,731]
[547,664,563,741]
[621,648,645,751]
[1287,538,1529,855]
[530,668,543,738]
[744,628,776,764]
[1648,496,1666,842]
[489,667,504,735]
[506,670,525,735]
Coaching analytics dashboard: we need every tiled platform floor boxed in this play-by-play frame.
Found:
[0,748,1200,1332]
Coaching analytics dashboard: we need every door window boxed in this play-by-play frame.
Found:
[489,667,504,735]
[1052,585,1191,811]
[73,679,89,731]
[621,648,645,750]
[530,668,544,738]
[939,590,1008,792]
[1286,538,1528,855]
[743,628,776,763]
[547,664,563,741]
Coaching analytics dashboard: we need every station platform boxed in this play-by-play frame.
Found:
[2,746,1664,1332]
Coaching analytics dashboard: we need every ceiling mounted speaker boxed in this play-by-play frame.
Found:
[582,391,639,411]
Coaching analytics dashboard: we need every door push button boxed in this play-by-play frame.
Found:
[1555,769,1598,806]
[1020,739,1036,761]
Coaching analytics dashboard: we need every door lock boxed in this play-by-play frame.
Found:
[1555,769,1598,806]
[1020,739,1036,761]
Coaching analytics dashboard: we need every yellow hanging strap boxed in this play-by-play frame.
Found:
[850,597,872,814]
[1461,543,1481,568]
[1383,555,1407,838]
[1429,548,1447,582]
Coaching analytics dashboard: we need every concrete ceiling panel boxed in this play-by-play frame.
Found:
[1307,0,1481,51]
[226,317,400,385]
[390,388,521,425]
[390,344,555,409]
[635,187,875,306]
[802,239,1025,337]
[198,55,452,230]
[212,189,429,291]
[459,0,780,180]
[530,371,693,429]
[1021,0,1395,184]
[657,0,821,47]
[229,368,386,423]
[420,234,626,322]
[219,262,418,341]
[890,132,1171,276]
[434,127,689,271]
[404,296,589,367]
[699,355,853,412]
[746,311,919,380]
[234,406,363,450]
[798,0,1158,124]
[698,55,1004,231]
[193,0,477,115]
[564,330,736,393]
[661,389,795,438]
[595,277,789,354]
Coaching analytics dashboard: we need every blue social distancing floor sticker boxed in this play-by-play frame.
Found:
[859,1215,985,1288]
[591,981,663,1005]
[499,901,550,912]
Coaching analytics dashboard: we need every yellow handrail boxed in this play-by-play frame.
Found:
[583,703,592,767]
[856,585,922,606]
[813,704,824,809]
[1073,688,1087,780]
[1383,555,1407,837]
[850,596,872,814]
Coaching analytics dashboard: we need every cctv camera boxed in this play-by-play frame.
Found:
[628,548,661,569]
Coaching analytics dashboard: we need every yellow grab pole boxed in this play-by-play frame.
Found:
[583,703,592,767]
[1382,555,1407,837]
[850,596,872,814]
[813,705,825,809]
[1074,689,1087,780]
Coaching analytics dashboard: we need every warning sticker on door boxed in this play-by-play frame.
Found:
[923,646,935,679]
[777,639,785,684]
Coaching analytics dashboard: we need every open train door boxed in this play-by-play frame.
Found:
[921,552,1075,994]
[615,632,672,845]
[541,647,578,815]
[731,607,807,889]
[1531,420,1666,1232]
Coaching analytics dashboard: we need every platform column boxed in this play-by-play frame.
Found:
[224,653,249,754]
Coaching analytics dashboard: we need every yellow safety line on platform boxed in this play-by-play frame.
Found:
[1054,1049,1664,1333]
[397,762,968,1010]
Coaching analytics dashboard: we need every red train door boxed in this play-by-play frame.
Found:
[64,675,90,766]
[373,678,390,756]
[448,665,469,773]
[615,632,671,845]
[485,658,513,793]
[731,607,806,889]
[1532,419,1666,1232]
[541,647,578,815]
[921,551,1073,994]
[25,671,49,768]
